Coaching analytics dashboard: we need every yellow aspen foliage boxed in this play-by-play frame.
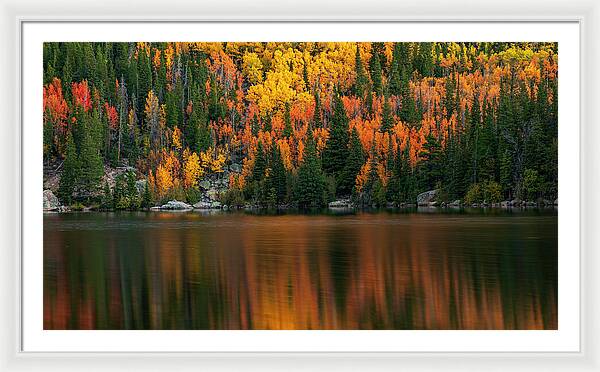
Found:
[155,164,174,198]
[182,149,203,189]
[200,147,227,173]
[172,126,182,151]
[242,52,264,85]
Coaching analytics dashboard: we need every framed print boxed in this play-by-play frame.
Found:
[1,0,599,371]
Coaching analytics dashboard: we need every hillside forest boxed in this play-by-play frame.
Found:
[43,42,558,210]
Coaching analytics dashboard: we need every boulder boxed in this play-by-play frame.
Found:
[135,179,147,195]
[328,199,354,208]
[206,188,221,201]
[510,199,522,207]
[448,199,461,207]
[193,201,212,209]
[554,198,558,206]
[417,190,438,206]
[229,163,243,173]
[43,190,60,211]
[155,200,192,210]
[501,201,510,208]
[199,180,211,190]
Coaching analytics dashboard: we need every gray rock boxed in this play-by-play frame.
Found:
[328,199,354,208]
[449,199,461,207]
[211,201,222,209]
[510,199,522,207]
[156,200,192,210]
[229,163,243,173]
[199,180,211,190]
[554,198,558,206]
[417,190,438,206]
[193,201,212,209]
[43,190,60,211]
[135,179,147,195]
[206,188,221,201]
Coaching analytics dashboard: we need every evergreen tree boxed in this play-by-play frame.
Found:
[339,128,365,196]
[58,133,80,205]
[399,66,420,125]
[141,179,152,209]
[353,45,368,97]
[99,181,112,210]
[418,133,443,191]
[252,141,266,182]
[313,91,323,128]
[381,94,394,132]
[388,43,403,96]
[267,145,288,204]
[296,134,326,209]
[467,94,482,184]
[322,93,350,183]
[78,114,104,202]
[370,51,383,97]
[137,48,152,114]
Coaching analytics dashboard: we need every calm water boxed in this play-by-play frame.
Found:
[43,210,557,330]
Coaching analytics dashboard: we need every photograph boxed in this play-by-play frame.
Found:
[42,41,558,330]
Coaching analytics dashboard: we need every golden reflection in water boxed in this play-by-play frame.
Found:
[43,212,557,330]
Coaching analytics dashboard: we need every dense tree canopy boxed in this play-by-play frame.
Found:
[44,41,558,209]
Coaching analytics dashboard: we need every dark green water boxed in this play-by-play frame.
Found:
[43,209,557,330]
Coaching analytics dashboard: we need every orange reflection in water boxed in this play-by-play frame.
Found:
[44,212,557,330]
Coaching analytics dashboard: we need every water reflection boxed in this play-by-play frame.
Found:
[43,211,557,330]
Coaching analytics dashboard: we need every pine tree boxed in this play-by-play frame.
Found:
[78,113,104,202]
[267,145,287,204]
[467,94,482,185]
[141,179,152,209]
[252,141,266,182]
[99,181,112,210]
[296,134,326,209]
[339,128,365,196]
[353,44,368,97]
[370,51,383,97]
[399,66,419,125]
[388,43,403,96]
[313,91,323,128]
[418,133,443,191]
[137,47,152,115]
[58,133,80,205]
[322,93,350,182]
[381,94,393,132]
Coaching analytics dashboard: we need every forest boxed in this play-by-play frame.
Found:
[43,42,558,210]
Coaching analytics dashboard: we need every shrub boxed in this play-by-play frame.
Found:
[464,183,482,204]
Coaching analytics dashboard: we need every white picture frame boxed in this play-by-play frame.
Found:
[2,0,599,370]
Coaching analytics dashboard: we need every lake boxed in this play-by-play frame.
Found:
[43,209,558,330]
